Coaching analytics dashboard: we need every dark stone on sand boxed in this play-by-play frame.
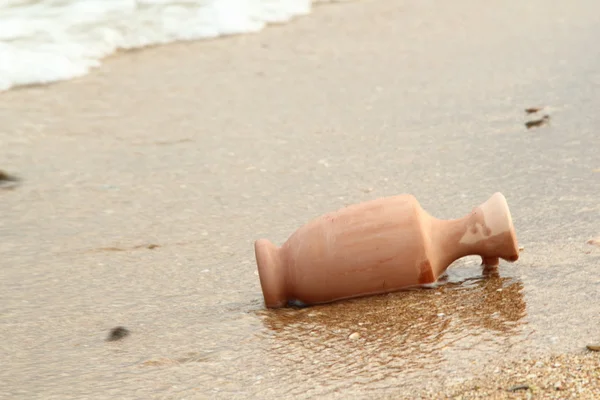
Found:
[525,115,550,129]
[106,326,130,342]
[525,107,543,114]
[0,170,19,182]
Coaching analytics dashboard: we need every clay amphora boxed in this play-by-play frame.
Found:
[254,192,519,308]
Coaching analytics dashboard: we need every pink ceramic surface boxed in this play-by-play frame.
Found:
[255,192,519,308]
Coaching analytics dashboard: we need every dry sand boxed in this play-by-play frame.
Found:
[1,0,600,399]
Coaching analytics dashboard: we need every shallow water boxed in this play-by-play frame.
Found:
[1,0,600,398]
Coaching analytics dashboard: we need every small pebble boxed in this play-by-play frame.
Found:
[525,107,543,114]
[349,332,360,340]
[587,237,600,246]
[586,344,600,351]
[507,384,529,392]
[0,170,19,182]
[0,170,20,188]
[554,381,562,390]
[106,326,130,342]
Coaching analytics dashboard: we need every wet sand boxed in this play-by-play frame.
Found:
[1,0,600,398]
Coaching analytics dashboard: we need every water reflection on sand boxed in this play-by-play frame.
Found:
[256,264,529,392]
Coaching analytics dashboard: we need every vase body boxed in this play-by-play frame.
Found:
[254,192,519,308]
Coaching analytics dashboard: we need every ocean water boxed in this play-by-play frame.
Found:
[0,0,326,92]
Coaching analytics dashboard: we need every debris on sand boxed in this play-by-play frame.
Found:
[586,237,600,247]
[507,384,530,392]
[93,243,161,253]
[106,326,130,342]
[0,170,20,188]
[525,107,543,114]
[525,115,550,129]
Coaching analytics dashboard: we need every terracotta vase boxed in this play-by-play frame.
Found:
[254,192,519,308]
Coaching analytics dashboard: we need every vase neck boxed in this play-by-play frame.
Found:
[429,216,479,275]
[428,199,519,277]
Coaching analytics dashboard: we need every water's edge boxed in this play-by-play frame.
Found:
[0,0,347,92]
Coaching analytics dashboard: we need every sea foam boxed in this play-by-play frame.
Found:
[0,0,315,92]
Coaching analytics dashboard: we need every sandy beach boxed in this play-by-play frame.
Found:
[1,0,600,398]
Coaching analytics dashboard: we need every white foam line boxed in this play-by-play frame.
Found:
[0,0,317,92]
